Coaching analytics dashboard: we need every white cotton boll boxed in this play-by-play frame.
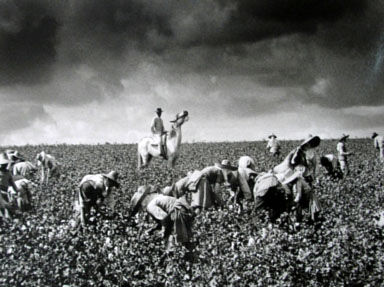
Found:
[69,219,78,229]
[261,228,268,239]
[105,237,113,248]
[247,237,255,247]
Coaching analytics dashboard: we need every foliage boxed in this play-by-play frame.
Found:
[0,139,384,286]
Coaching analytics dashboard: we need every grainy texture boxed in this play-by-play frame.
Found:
[0,139,383,286]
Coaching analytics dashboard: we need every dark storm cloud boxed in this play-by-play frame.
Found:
[0,0,62,85]
[0,0,382,110]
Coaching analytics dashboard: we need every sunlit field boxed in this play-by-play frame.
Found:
[1,139,384,286]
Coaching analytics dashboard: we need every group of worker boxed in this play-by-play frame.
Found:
[2,107,384,253]
[0,150,60,218]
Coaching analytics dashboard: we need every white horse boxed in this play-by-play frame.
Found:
[138,110,189,169]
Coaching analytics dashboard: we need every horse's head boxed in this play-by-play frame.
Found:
[170,110,189,128]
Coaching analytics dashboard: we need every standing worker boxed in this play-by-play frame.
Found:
[372,132,384,162]
[151,108,167,159]
[337,134,352,177]
[266,134,280,157]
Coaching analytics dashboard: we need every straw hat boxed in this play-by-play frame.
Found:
[10,151,24,161]
[130,185,152,211]
[215,159,237,171]
[300,135,321,150]
[372,132,379,139]
[102,171,120,188]
[0,153,10,165]
[268,134,277,139]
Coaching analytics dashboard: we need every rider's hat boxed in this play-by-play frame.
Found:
[215,159,237,171]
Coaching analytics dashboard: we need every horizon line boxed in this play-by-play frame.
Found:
[0,136,370,148]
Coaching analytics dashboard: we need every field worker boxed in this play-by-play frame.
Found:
[163,169,222,214]
[282,169,322,222]
[36,151,60,184]
[303,135,319,184]
[372,132,384,162]
[76,171,120,226]
[130,185,195,252]
[8,178,37,211]
[0,153,19,219]
[151,107,167,159]
[266,134,280,157]
[253,172,293,223]
[5,150,24,170]
[337,134,352,176]
[320,154,342,179]
[238,155,256,170]
[221,160,257,213]
[162,176,190,199]
[273,136,321,184]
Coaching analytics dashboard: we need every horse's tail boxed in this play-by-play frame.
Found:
[137,144,142,169]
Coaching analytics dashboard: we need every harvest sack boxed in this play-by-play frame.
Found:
[254,173,280,198]
[171,205,194,243]
[237,167,256,200]
[191,176,213,209]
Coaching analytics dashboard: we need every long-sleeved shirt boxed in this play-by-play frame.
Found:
[151,116,164,134]
[267,138,280,153]
[200,166,225,185]
[146,194,191,221]
[79,174,116,209]
[173,176,190,198]
[79,174,106,189]
[226,168,257,200]
[12,161,37,176]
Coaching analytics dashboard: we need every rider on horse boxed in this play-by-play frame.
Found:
[151,108,167,159]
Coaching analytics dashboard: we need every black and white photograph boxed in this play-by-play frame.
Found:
[1,0,384,286]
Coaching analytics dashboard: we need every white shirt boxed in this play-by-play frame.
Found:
[267,138,279,152]
[337,142,348,161]
[151,116,164,134]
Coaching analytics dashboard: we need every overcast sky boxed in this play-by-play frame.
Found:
[1,0,383,145]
